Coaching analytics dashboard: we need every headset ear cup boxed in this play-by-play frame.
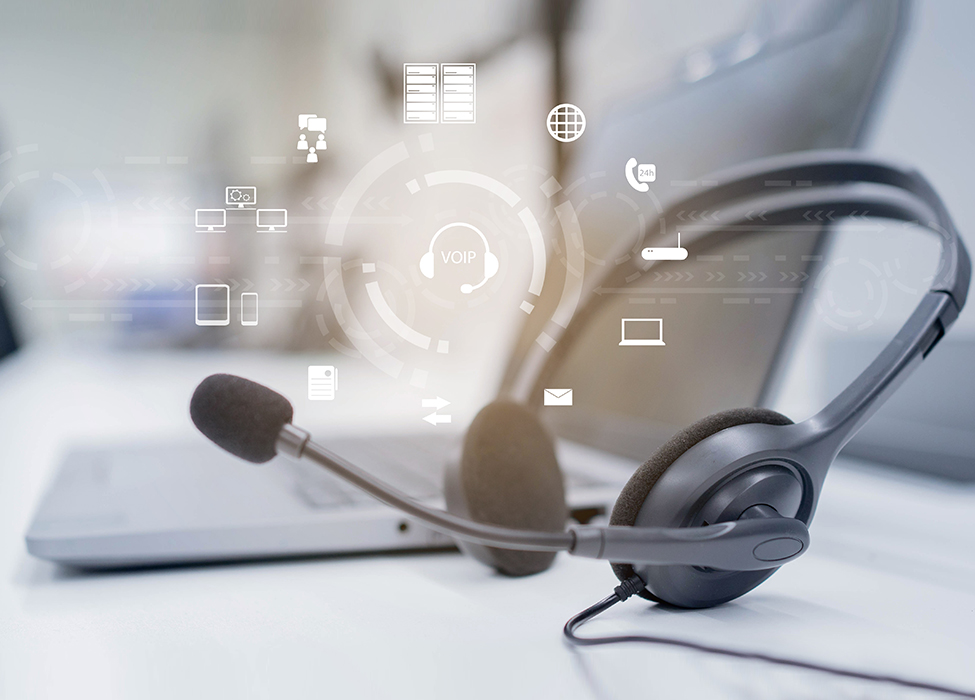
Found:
[610,407,794,599]
[484,251,499,280]
[419,251,435,279]
[445,401,567,576]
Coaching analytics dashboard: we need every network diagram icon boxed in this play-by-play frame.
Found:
[297,113,326,163]
[547,103,586,142]
[225,186,257,209]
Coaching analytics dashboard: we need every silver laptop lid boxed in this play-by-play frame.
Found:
[498,0,910,461]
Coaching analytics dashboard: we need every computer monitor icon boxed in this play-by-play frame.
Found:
[619,318,665,346]
[195,208,226,232]
[225,186,257,209]
[256,208,287,232]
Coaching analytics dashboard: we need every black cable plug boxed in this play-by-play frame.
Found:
[612,575,645,602]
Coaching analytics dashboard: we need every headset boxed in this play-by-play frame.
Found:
[419,221,500,294]
[190,151,973,697]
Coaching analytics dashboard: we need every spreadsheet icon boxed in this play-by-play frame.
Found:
[404,63,439,123]
[440,64,475,123]
[403,63,475,124]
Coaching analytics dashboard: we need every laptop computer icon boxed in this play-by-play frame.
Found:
[619,318,665,346]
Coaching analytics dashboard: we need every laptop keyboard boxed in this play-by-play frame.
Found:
[287,433,606,510]
[288,434,458,509]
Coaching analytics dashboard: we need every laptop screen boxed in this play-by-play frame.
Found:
[495,0,908,461]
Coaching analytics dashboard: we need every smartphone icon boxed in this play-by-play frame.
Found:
[240,292,259,326]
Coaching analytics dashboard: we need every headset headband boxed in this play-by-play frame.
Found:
[515,150,969,478]
[427,222,492,254]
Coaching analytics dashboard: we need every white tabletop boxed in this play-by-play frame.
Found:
[2,344,974,700]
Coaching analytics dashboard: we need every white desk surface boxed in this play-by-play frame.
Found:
[1,344,974,700]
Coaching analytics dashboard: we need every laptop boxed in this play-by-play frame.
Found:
[24,0,909,568]
[619,318,665,347]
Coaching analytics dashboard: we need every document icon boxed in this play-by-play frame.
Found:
[308,365,338,401]
[543,388,573,406]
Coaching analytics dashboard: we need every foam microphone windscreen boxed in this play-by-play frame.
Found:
[190,374,293,463]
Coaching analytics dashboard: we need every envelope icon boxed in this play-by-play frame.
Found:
[543,388,573,406]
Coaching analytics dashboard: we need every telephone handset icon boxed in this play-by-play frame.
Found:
[625,157,653,192]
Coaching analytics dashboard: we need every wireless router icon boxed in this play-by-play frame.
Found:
[642,233,688,261]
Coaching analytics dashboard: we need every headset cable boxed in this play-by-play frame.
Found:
[564,575,975,698]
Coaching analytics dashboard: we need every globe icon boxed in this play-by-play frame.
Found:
[547,103,586,143]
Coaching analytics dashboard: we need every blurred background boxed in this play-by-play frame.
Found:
[5,5,975,696]
[0,0,973,461]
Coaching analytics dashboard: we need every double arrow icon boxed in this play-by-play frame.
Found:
[422,397,451,426]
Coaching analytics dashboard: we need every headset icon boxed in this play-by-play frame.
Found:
[419,222,499,294]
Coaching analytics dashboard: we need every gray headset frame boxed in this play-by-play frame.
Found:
[257,151,970,609]
[530,150,969,606]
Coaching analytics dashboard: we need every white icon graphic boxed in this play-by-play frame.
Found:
[620,318,665,347]
[195,208,226,232]
[256,208,287,232]
[441,64,475,123]
[543,388,573,406]
[404,64,438,123]
[308,365,338,401]
[642,232,688,261]
[547,103,586,142]
[419,222,499,294]
[404,63,476,124]
[625,158,655,192]
[226,186,257,209]
[240,292,258,326]
[421,397,451,425]
[195,284,230,327]
[297,114,326,161]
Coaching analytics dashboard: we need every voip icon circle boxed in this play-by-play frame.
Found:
[419,222,499,294]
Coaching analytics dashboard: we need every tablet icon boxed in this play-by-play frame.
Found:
[195,284,230,326]
[642,232,688,261]
[625,158,654,192]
